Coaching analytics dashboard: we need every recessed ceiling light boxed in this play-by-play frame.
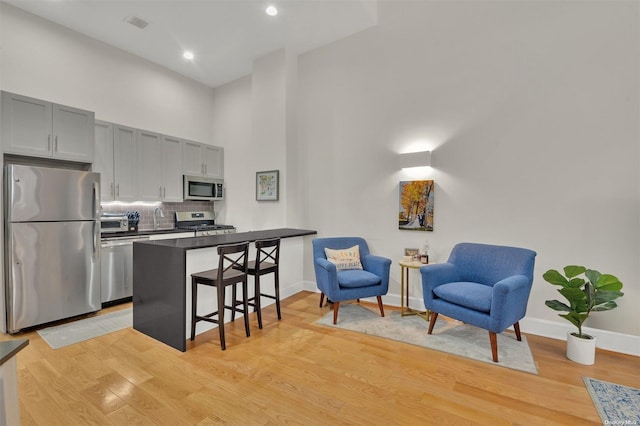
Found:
[265,5,278,16]
[183,51,195,60]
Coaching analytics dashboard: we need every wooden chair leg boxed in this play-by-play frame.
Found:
[190,278,198,341]
[376,296,385,317]
[319,293,325,308]
[255,275,263,330]
[242,280,251,337]
[489,331,498,362]
[427,312,438,334]
[514,322,522,341]
[217,285,226,350]
[231,284,237,321]
[274,269,282,320]
[332,302,340,325]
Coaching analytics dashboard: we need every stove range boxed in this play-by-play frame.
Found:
[175,211,236,236]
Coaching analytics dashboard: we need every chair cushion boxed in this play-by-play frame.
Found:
[432,282,492,313]
[337,270,381,288]
[324,245,363,271]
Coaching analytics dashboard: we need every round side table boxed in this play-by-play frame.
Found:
[399,259,430,321]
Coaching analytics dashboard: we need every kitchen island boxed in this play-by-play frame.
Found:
[132,228,316,351]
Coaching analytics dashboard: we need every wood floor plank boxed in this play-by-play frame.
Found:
[2,291,638,425]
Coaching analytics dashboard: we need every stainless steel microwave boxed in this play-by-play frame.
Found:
[183,175,224,201]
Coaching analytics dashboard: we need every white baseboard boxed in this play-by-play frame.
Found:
[295,283,640,357]
[519,317,640,357]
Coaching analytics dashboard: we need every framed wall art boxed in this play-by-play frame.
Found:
[398,180,434,231]
[256,170,279,201]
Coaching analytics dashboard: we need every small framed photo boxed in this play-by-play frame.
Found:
[256,170,279,201]
[404,248,419,257]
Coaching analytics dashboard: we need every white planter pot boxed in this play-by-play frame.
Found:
[566,331,596,365]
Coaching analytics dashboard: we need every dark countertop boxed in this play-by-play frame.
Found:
[0,339,28,366]
[134,228,317,250]
[101,228,193,239]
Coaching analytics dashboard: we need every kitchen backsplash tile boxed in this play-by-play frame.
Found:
[101,201,215,230]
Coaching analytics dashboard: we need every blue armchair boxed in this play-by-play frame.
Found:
[420,242,536,362]
[312,237,391,324]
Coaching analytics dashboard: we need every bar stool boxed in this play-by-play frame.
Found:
[233,238,281,329]
[190,242,249,350]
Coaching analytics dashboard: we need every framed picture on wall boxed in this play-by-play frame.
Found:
[398,180,434,231]
[256,170,279,201]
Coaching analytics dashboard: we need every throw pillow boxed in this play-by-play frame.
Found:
[324,245,363,271]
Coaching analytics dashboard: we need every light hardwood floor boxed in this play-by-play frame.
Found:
[1,291,638,425]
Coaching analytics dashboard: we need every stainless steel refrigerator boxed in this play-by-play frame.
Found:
[4,164,101,333]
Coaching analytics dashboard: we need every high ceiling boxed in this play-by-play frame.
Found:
[4,0,378,88]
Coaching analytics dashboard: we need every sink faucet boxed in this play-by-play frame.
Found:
[153,207,165,230]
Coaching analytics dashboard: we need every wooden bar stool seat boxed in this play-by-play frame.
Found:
[190,242,250,350]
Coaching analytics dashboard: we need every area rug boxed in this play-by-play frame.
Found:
[37,308,132,349]
[584,377,640,424]
[316,304,538,374]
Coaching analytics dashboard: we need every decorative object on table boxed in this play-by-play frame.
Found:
[543,266,624,365]
[256,170,279,201]
[420,239,430,263]
[404,248,419,261]
[398,180,434,231]
[583,377,640,424]
[316,303,538,374]
[37,308,132,349]
[421,242,537,362]
[312,237,391,324]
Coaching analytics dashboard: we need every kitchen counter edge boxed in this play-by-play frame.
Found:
[133,228,317,250]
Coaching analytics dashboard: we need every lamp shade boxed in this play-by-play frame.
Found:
[399,151,431,168]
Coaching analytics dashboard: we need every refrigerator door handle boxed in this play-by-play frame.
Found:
[93,221,100,262]
[93,181,100,218]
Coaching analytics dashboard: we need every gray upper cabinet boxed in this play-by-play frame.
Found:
[137,129,163,201]
[1,91,94,163]
[182,140,224,178]
[113,125,138,202]
[94,120,115,201]
[94,120,138,202]
[161,135,184,201]
[137,130,183,202]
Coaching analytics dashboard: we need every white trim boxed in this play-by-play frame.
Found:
[519,317,640,357]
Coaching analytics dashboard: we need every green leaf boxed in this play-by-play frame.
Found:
[543,269,568,286]
[594,274,623,291]
[592,301,618,311]
[545,300,570,312]
[559,312,588,328]
[568,277,586,288]
[585,269,601,285]
[593,290,624,305]
[564,265,586,278]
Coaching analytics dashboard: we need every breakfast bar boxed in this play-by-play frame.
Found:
[132,228,316,351]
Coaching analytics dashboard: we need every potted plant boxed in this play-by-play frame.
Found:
[542,265,624,365]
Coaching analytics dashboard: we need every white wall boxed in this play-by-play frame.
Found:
[2,1,638,344]
[294,1,639,337]
[0,3,215,142]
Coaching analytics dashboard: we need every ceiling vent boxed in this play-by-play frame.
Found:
[124,15,149,29]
